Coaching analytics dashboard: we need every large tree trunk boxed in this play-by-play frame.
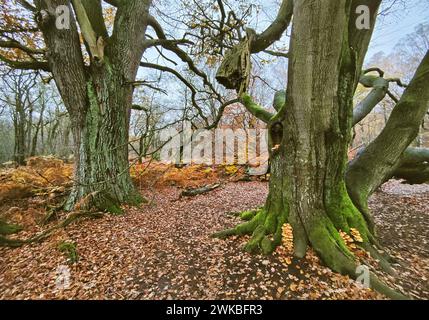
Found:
[263,0,366,270]
[64,68,143,213]
[35,0,152,212]
[216,0,405,299]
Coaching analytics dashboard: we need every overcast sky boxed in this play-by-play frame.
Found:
[366,0,429,58]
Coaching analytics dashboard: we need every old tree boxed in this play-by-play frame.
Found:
[1,0,157,212]
[1,0,428,298]
[211,0,429,298]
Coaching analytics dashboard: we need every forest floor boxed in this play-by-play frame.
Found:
[0,168,428,299]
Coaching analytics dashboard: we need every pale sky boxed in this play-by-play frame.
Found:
[366,0,429,59]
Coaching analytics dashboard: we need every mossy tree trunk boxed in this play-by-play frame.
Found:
[34,0,152,212]
[64,64,143,213]
[249,0,373,266]
[216,0,408,298]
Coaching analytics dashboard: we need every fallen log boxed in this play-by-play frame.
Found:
[180,183,221,197]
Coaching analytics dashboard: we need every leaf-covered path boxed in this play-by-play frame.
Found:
[0,181,428,299]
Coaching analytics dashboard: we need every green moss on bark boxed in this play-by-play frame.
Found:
[240,210,258,221]
[307,216,356,275]
[325,182,371,243]
[214,202,288,256]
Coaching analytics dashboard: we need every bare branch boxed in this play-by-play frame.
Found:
[140,61,209,125]
[363,67,384,77]
[386,77,408,87]
[0,53,50,71]
[263,49,289,58]
[16,0,36,12]
[0,40,45,55]
[146,15,223,102]
[250,0,293,53]
[387,90,399,103]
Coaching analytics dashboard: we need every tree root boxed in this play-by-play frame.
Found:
[65,188,145,214]
[40,200,68,225]
[239,209,259,221]
[213,208,410,300]
[298,219,409,299]
[0,219,23,235]
[0,211,104,248]
[360,242,396,276]
[369,273,410,300]
[213,208,287,255]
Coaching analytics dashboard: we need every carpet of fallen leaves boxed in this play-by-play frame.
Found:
[0,180,428,300]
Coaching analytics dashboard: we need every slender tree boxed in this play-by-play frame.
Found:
[0,70,38,165]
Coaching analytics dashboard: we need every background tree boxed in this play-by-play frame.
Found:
[0,70,38,165]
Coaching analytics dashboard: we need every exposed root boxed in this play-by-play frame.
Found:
[212,210,263,239]
[369,273,410,300]
[307,219,408,299]
[0,211,104,248]
[214,208,409,299]
[0,219,23,235]
[240,209,258,221]
[213,208,287,255]
[65,189,145,214]
[360,242,396,276]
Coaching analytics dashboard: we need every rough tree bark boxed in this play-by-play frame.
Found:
[33,0,152,212]
[216,0,407,298]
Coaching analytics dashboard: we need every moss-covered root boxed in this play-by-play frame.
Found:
[0,220,24,247]
[213,209,287,255]
[307,217,356,274]
[67,189,146,214]
[0,211,103,248]
[0,235,25,247]
[370,273,410,300]
[360,242,396,276]
[239,209,259,221]
[212,210,263,239]
[307,217,408,299]
[95,190,146,214]
[0,219,22,235]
